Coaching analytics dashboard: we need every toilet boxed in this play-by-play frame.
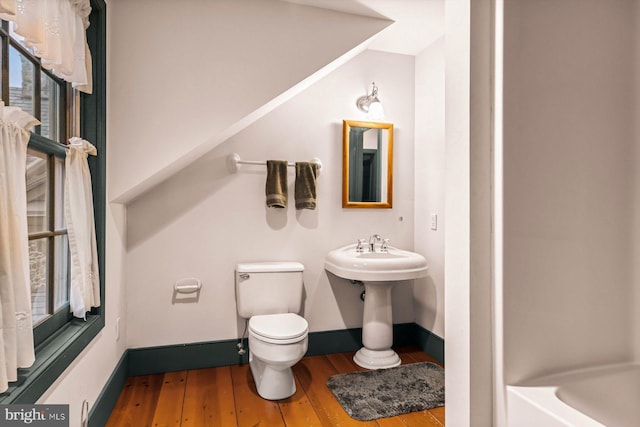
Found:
[235,261,308,400]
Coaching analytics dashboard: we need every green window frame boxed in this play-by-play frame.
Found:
[0,0,106,403]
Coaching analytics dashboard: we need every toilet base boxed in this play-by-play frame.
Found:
[249,354,297,400]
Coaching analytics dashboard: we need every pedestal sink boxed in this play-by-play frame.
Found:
[325,243,428,369]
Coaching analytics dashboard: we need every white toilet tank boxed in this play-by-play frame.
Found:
[236,262,304,318]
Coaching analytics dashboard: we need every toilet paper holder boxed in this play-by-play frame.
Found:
[174,278,202,294]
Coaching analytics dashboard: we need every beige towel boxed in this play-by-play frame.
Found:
[266,160,288,208]
[295,162,319,210]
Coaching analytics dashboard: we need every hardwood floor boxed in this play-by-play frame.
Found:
[105,346,445,427]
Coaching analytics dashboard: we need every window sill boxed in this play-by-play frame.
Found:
[0,314,104,404]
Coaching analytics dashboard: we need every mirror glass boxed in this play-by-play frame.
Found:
[342,120,393,208]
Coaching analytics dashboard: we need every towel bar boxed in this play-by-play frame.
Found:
[227,153,322,174]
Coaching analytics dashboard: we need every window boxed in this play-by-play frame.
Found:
[0,0,106,403]
[4,21,72,141]
[26,149,69,325]
[1,20,74,346]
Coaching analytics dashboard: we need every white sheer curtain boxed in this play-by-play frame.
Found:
[0,101,39,393]
[0,0,93,93]
[65,137,99,319]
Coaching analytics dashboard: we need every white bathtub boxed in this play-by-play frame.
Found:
[506,363,640,427]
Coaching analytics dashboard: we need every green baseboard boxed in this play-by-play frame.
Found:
[306,322,415,356]
[89,350,128,427]
[128,339,248,376]
[415,323,444,364]
[126,323,419,376]
[89,322,444,426]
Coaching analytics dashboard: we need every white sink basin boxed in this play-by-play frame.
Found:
[324,243,428,282]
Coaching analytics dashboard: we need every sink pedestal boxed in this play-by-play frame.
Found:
[353,281,401,370]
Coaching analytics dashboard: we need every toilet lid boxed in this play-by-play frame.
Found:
[249,313,308,341]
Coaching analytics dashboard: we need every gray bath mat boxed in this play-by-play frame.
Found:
[326,362,445,421]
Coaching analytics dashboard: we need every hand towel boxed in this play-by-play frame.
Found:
[295,162,319,210]
[266,160,288,208]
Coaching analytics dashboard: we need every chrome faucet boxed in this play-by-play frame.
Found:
[356,239,367,253]
[369,234,382,252]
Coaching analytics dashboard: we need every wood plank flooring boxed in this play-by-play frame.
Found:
[106,346,445,427]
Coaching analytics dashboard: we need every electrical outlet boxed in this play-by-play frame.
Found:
[116,317,120,341]
[431,213,438,230]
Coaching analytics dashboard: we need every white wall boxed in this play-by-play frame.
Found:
[502,0,636,385]
[108,0,391,203]
[634,0,640,363]
[444,1,472,425]
[414,38,445,338]
[444,0,494,425]
[124,49,416,348]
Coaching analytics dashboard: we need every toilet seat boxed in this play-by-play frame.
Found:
[249,313,308,344]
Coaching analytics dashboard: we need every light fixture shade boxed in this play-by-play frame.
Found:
[366,99,384,121]
[356,82,384,120]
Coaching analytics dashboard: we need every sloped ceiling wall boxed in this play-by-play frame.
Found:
[109,0,391,203]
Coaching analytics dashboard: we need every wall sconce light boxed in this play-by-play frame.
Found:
[356,82,384,120]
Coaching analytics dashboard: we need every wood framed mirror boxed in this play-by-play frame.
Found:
[342,120,393,208]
